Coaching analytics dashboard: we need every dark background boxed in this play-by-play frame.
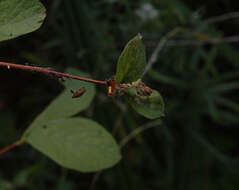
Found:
[1,0,239,189]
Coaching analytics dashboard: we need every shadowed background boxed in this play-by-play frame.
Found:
[0,0,239,189]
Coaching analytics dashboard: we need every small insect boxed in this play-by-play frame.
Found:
[107,78,116,96]
[70,87,86,98]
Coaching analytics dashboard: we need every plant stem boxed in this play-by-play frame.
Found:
[0,140,23,156]
[0,62,107,85]
[143,27,183,77]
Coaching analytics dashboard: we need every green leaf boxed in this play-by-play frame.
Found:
[33,68,96,122]
[23,117,121,172]
[22,67,95,141]
[0,0,46,42]
[21,68,120,172]
[127,90,165,119]
[115,34,146,83]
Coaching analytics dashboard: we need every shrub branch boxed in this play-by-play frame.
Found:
[0,140,23,156]
[0,62,107,85]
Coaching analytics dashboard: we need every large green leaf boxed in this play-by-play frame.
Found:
[23,117,121,172]
[0,0,46,42]
[115,34,146,83]
[33,68,96,122]
[127,90,165,119]
[21,68,121,172]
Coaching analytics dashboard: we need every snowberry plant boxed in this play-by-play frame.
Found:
[0,0,164,172]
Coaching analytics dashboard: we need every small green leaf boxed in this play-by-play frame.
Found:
[23,117,121,172]
[34,68,96,122]
[127,90,165,119]
[0,0,46,42]
[116,34,146,83]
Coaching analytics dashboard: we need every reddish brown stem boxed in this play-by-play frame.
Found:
[0,140,23,156]
[0,62,107,85]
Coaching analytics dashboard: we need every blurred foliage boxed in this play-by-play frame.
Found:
[0,0,239,189]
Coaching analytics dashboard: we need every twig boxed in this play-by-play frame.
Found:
[204,11,239,24]
[143,28,183,76]
[0,140,24,156]
[0,62,107,85]
[119,119,162,149]
[89,172,102,190]
[166,35,239,47]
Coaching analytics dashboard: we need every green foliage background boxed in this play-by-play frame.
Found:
[0,0,239,189]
